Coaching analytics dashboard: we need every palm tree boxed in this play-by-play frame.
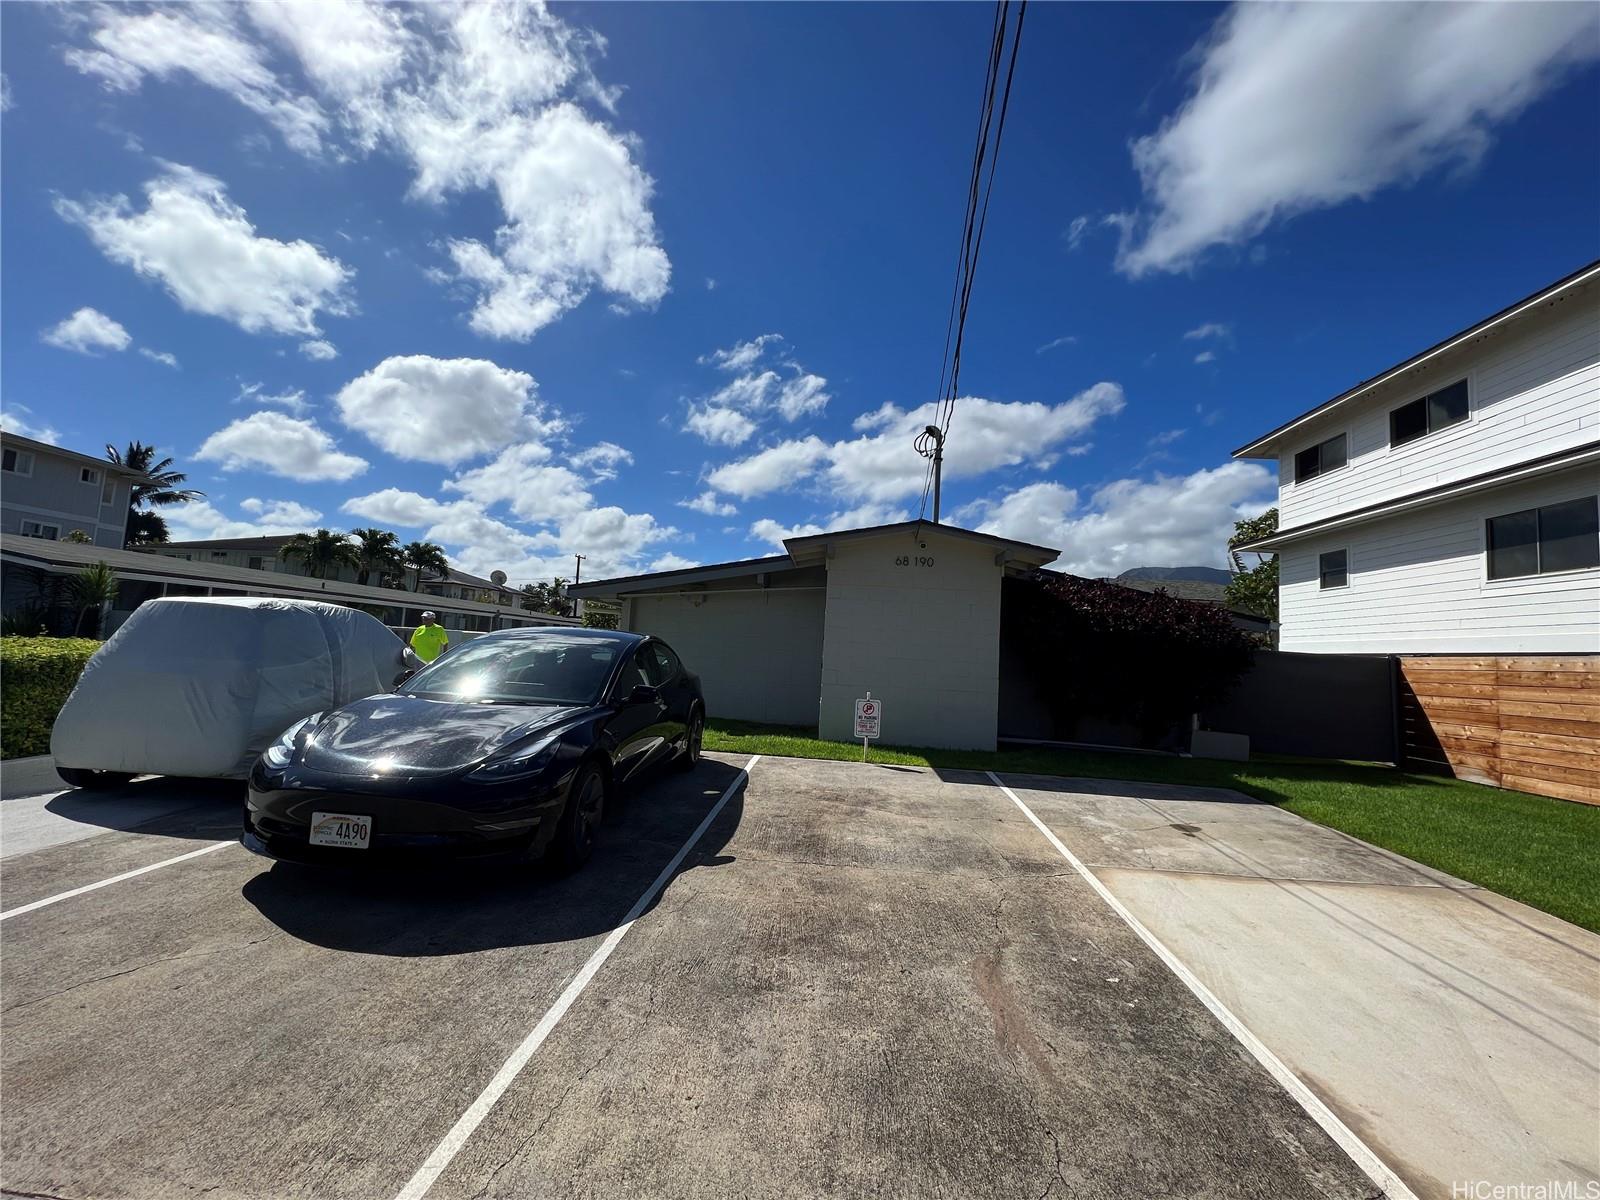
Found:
[73,562,119,637]
[279,529,359,579]
[106,441,204,548]
[350,528,403,587]
[401,541,450,592]
[126,510,170,547]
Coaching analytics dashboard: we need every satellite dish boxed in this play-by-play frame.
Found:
[490,570,508,586]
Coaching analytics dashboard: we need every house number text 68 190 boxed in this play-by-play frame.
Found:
[894,555,935,567]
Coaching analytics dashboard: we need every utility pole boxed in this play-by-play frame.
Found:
[573,554,585,585]
[916,425,946,522]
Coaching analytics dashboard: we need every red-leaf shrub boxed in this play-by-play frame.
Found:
[1008,574,1257,745]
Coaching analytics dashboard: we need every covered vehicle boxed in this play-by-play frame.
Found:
[52,597,420,788]
[243,627,705,871]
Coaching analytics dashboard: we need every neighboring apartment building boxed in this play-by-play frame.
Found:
[154,535,521,625]
[1232,261,1599,656]
[0,432,140,550]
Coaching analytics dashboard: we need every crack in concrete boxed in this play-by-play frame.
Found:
[2,935,283,1014]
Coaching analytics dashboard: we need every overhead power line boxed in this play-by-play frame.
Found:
[919,0,1028,523]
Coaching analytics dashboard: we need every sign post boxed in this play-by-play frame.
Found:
[853,692,881,762]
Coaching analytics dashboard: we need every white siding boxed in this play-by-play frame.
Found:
[1278,466,1600,654]
[625,586,825,726]
[817,529,1003,750]
[1277,289,1600,528]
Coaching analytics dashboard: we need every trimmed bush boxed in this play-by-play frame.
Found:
[1,637,102,759]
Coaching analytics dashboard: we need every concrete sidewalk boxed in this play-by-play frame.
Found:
[1001,773,1600,1200]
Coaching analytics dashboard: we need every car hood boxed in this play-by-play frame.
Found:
[300,693,582,778]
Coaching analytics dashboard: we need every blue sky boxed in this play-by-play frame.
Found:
[4,1,1598,583]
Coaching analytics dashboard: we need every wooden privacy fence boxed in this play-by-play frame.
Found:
[1398,655,1600,805]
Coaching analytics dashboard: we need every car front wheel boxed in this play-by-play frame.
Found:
[547,764,605,872]
[56,766,136,790]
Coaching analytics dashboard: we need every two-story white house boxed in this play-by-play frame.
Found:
[1232,261,1599,656]
[0,431,139,549]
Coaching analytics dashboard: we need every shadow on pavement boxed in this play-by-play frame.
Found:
[239,758,748,957]
[42,778,247,839]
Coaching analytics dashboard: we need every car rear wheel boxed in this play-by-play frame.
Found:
[675,710,703,773]
[55,766,136,790]
[547,764,605,872]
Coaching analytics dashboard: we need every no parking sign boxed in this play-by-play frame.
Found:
[854,695,881,740]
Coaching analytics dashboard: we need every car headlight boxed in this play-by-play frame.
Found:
[261,716,315,769]
[466,736,561,783]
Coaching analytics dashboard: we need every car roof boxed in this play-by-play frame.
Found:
[475,626,645,645]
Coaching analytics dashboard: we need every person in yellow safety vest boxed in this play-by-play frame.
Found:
[410,611,450,663]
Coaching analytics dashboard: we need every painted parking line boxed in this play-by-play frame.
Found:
[0,840,236,923]
[984,771,1420,1200]
[394,755,761,1200]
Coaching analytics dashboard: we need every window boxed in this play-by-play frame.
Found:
[1487,496,1599,580]
[2,448,35,475]
[646,642,682,685]
[248,556,265,570]
[80,467,102,485]
[614,649,653,698]
[101,476,116,505]
[1293,433,1347,483]
[20,520,60,540]
[1319,549,1348,589]
[1389,379,1468,447]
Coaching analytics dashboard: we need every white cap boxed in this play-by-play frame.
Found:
[421,610,437,621]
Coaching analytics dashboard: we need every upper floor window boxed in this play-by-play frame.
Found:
[2,448,35,476]
[100,476,116,505]
[1486,496,1599,580]
[1318,549,1349,589]
[80,467,102,486]
[210,551,228,560]
[1293,433,1347,483]
[1390,379,1468,448]
[20,520,60,540]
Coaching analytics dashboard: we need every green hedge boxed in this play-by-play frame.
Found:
[1,637,102,759]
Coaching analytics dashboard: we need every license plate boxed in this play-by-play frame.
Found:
[309,812,372,849]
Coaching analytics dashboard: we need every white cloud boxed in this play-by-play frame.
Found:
[684,406,757,447]
[1115,2,1600,276]
[0,404,61,443]
[197,411,368,481]
[444,442,593,523]
[684,334,830,444]
[65,6,328,154]
[236,383,311,416]
[679,491,738,517]
[1036,335,1077,354]
[65,3,672,342]
[700,333,783,373]
[1,73,12,112]
[824,383,1126,503]
[956,462,1275,577]
[335,355,551,465]
[299,339,339,361]
[57,163,353,338]
[164,496,325,541]
[1065,215,1090,251]
[705,436,830,500]
[749,517,823,549]
[747,503,907,551]
[1149,428,1186,447]
[571,441,632,481]
[138,348,180,369]
[650,552,700,572]
[41,307,131,355]
[1194,351,1217,365]
[1183,322,1231,341]
[704,278,717,291]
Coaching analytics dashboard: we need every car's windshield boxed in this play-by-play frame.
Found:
[399,636,624,706]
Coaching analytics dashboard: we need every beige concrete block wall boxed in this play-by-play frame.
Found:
[817,530,1003,750]
[625,587,825,726]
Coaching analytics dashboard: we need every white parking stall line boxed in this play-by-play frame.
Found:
[0,840,236,923]
[394,755,762,1200]
[984,771,1420,1200]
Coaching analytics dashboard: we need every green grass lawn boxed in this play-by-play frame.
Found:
[705,719,1600,933]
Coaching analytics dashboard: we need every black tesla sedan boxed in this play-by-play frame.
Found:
[243,627,704,870]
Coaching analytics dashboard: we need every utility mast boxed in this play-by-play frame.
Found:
[915,425,946,522]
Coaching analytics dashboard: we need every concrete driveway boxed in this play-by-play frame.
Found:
[2,752,1594,1199]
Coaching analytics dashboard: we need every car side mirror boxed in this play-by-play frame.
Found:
[627,683,660,705]
[393,669,416,689]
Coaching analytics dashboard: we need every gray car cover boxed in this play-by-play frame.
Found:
[51,596,421,780]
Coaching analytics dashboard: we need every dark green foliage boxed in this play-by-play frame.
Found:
[1226,508,1278,621]
[1,638,102,758]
